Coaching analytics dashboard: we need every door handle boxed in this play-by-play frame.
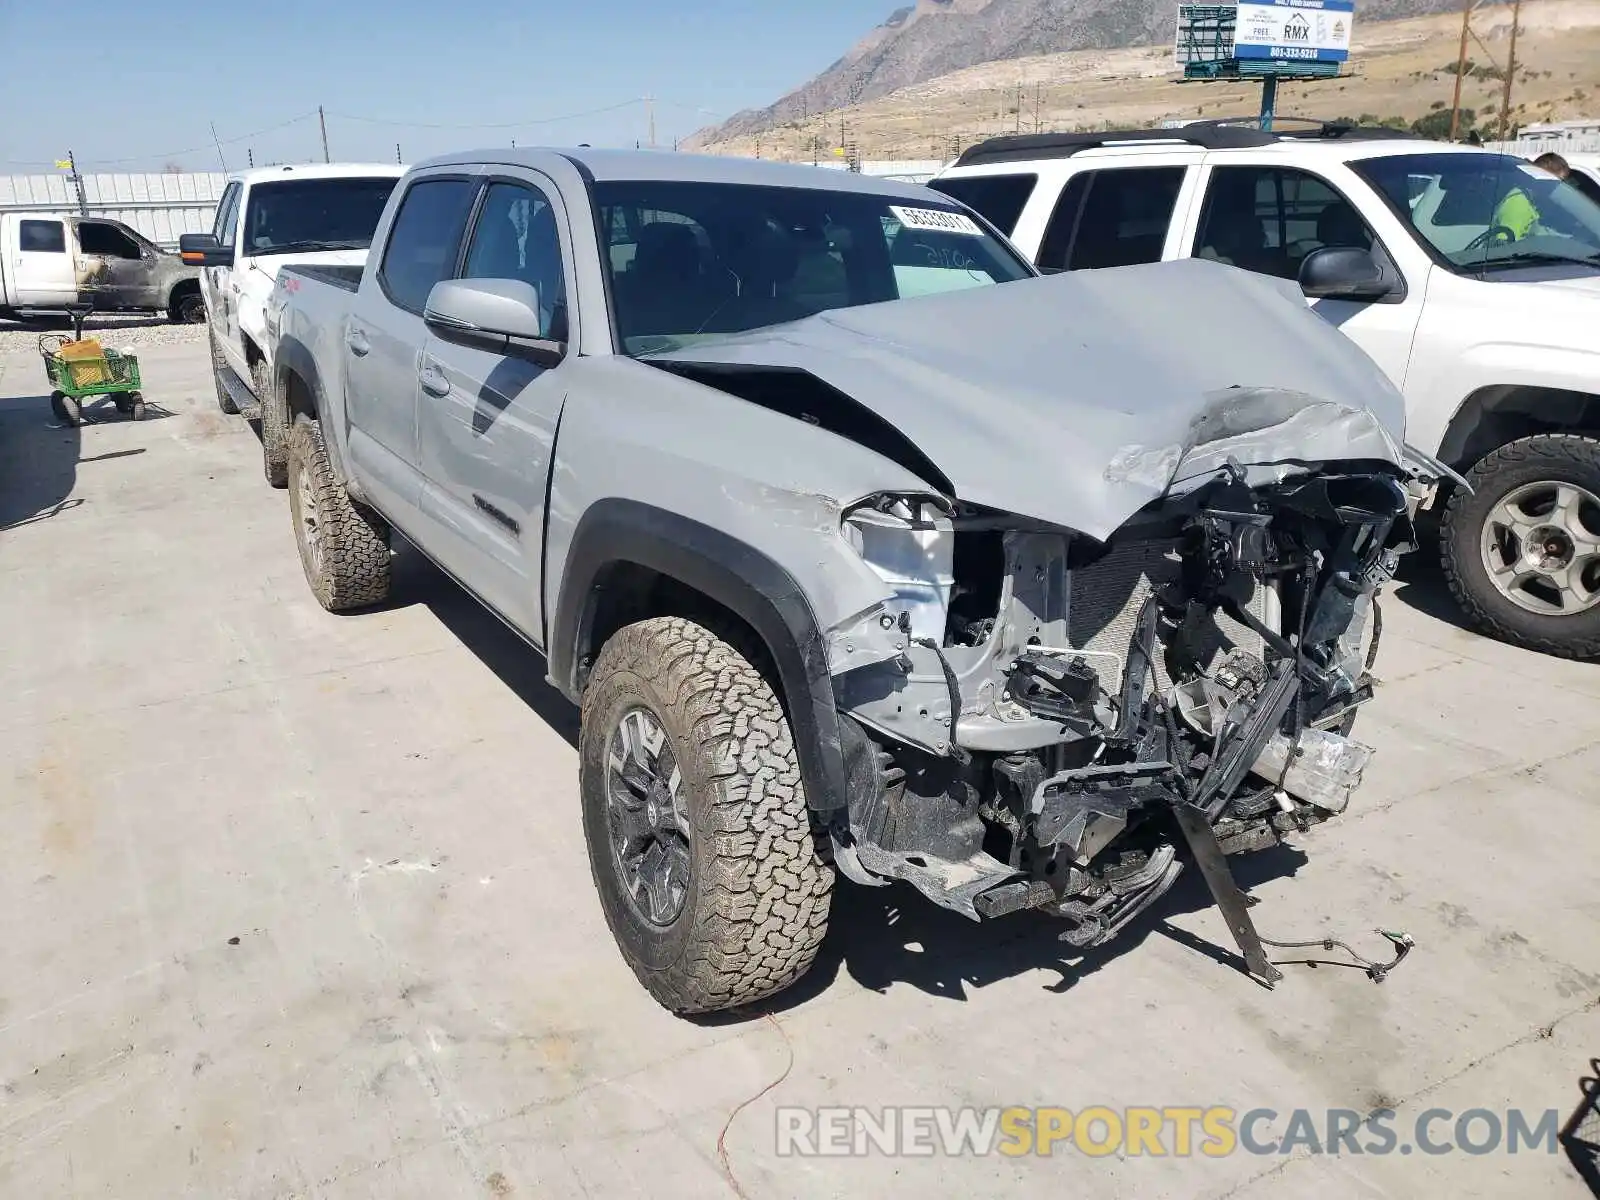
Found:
[420,364,450,397]
[346,328,371,357]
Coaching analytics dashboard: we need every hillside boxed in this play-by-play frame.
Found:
[691,0,1465,147]
[693,0,1600,161]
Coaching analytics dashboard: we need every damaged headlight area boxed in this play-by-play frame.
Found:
[829,468,1416,983]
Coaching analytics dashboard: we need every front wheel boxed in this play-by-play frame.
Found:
[1441,434,1600,659]
[171,291,206,324]
[285,417,392,612]
[579,616,833,1015]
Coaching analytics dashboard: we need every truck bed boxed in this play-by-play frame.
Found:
[284,264,363,293]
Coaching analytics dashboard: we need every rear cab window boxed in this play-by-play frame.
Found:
[20,220,67,253]
[377,177,479,313]
[927,173,1038,236]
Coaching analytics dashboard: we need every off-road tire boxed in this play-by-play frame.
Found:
[255,357,287,488]
[579,616,833,1015]
[285,417,391,612]
[210,328,238,415]
[1441,433,1600,660]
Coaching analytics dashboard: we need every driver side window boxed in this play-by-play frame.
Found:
[460,181,568,341]
[1195,166,1377,282]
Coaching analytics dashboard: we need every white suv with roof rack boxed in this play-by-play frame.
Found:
[933,122,1600,659]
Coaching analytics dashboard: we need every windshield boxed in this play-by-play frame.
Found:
[592,180,1034,355]
[242,177,399,256]
[1352,152,1600,274]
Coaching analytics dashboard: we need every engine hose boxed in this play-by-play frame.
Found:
[914,638,971,766]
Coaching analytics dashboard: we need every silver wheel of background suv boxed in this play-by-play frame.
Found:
[1480,480,1600,616]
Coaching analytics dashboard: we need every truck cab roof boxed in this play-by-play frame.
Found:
[411,146,940,199]
[227,163,407,186]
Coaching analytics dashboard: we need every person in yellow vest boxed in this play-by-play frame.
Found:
[1492,152,1571,240]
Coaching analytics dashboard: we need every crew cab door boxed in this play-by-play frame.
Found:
[414,174,574,643]
[1181,160,1426,390]
[344,170,480,528]
[7,217,76,307]
[74,220,152,310]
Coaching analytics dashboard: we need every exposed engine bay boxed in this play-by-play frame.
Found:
[825,462,1417,983]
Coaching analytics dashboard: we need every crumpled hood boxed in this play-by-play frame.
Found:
[649,258,1410,540]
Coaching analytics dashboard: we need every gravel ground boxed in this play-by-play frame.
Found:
[0,314,208,357]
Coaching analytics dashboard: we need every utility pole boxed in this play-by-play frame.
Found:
[643,95,656,149]
[66,150,88,215]
[1449,0,1472,141]
[396,143,403,164]
[208,122,229,172]
[318,106,330,163]
[1449,0,1523,143]
[247,147,254,168]
[1498,0,1521,142]
[1034,82,1043,134]
[1014,83,1023,133]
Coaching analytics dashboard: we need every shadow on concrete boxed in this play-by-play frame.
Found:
[699,842,1313,1024]
[0,392,82,532]
[1386,546,1477,633]
[1562,1058,1600,1196]
[388,538,581,746]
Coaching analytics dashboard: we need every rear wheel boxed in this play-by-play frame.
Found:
[255,357,287,488]
[1442,434,1600,660]
[285,417,391,611]
[579,616,833,1015]
[210,328,238,415]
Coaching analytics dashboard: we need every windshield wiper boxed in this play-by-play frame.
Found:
[1471,249,1600,272]
[250,239,369,256]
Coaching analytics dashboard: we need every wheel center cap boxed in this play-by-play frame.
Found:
[1527,525,1573,571]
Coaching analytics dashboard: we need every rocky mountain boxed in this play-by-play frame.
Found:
[691,0,1464,146]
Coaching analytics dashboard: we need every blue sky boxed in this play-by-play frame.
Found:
[0,0,885,172]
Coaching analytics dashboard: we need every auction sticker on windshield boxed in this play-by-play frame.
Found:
[892,206,984,236]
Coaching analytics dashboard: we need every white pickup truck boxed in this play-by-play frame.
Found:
[933,125,1600,659]
[179,163,404,485]
[0,212,202,322]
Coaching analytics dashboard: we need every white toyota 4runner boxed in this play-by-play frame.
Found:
[933,123,1600,659]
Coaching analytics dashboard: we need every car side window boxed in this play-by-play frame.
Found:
[1037,167,1185,271]
[1195,166,1377,282]
[78,222,142,259]
[1567,170,1600,208]
[20,220,66,253]
[378,177,478,314]
[460,181,568,341]
[213,183,241,244]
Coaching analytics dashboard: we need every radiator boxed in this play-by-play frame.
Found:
[1068,540,1272,697]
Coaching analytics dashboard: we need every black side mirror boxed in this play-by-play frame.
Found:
[179,233,233,268]
[1299,246,1393,301]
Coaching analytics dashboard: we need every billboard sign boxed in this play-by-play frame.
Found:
[1234,0,1354,63]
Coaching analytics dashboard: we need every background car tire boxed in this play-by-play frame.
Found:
[210,328,238,415]
[580,616,833,1015]
[170,290,206,324]
[255,358,287,488]
[1441,433,1600,660]
[285,417,391,612]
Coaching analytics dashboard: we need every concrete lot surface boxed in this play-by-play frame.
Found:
[2,341,1598,1199]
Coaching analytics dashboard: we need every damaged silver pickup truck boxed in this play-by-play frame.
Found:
[266,150,1443,1014]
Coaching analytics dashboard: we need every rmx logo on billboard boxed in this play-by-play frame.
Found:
[1234,0,1355,63]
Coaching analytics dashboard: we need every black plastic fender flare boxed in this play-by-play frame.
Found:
[549,499,849,819]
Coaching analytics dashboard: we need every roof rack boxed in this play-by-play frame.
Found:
[955,127,1275,167]
[954,120,1422,167]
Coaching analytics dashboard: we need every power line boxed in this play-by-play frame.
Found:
[2,111,321,169]
[324,98,646,130]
